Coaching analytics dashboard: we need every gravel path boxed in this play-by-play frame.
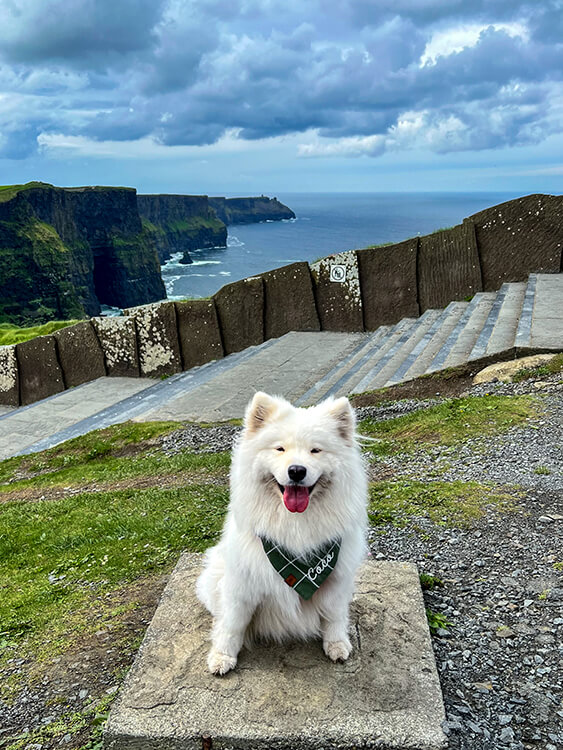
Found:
[159,377,563,750]
[364,378,563,750]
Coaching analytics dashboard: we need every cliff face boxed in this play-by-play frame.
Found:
[137,194,227,264]
[209,196,295,224]
[0,182,165,324]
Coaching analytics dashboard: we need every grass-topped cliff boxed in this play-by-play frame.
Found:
[137,194,227,264]
[209,195,295,224]
[0,185,296,326]
[0,182,166,325]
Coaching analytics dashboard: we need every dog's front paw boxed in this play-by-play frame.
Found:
[207,648,237,676]
[323,638,352,663]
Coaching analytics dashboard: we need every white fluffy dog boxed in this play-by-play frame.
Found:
[196,391,368,675]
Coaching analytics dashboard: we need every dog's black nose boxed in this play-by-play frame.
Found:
[288,465,307,482]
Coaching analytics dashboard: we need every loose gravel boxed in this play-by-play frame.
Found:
[364,377,563,750]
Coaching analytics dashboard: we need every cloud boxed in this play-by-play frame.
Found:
[0,0,562,160]
[0,0,165,65]
[298,133,386,158]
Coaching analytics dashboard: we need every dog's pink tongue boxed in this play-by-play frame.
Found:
[283,485,309,513]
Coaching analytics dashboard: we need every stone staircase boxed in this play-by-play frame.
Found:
[1,272,561,460]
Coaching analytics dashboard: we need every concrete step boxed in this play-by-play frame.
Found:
[0,377,156,460]
[514,274,537,348]
[322,317,418,398]
[137,331,368,423]
[296,319,416,406]
[529,273,563,349]
[385,302,467,385]
[355,308,446,391]
[104,554,447,750]
[294,327,391,407]
[388,302,469,385]
[469,282,526,360]
[350,314,441,394]
[3,272,561,459]
[426,292,496,373]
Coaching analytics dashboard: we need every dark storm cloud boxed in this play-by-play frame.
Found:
[0,0,562,159]
[0,0,166,65]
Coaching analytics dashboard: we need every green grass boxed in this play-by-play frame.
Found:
[426,609,453,633]
[359,395,538,456]
[0,182,51,203]
[369,479,514,527]
[419,573,444,590]
[0,421,227,488]
[0,320,79,346]
[0,421,232,662]
[512,353,563,382]
[0,484,228,646]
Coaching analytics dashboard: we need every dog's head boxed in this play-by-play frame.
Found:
[237,391,357,515]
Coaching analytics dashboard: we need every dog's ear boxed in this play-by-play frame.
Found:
[245,392,277,434]
[327,397,356,444]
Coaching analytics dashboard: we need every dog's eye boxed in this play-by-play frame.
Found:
[275,446,285,452]
[311,448,321,454]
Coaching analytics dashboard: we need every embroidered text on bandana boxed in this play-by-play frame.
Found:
[260,536,341,600]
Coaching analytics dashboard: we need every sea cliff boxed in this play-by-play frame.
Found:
[209,196,295,224]
[137,194,227,264]
[0,182,165,324]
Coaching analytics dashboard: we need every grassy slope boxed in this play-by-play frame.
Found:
[0,393,540,748]
[0,320,79,346]
[358,394,536,456]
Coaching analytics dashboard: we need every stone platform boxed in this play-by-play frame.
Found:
[104,554,446,750]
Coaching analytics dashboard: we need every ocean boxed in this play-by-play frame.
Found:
[161,192,520,301]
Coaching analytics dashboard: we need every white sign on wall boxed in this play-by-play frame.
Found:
[330,264,347,283]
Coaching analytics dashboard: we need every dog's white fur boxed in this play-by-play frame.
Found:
[196,391,368,675]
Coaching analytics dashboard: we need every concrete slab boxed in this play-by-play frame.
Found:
[0,377,157,460]
[530,274,563,349]
[138,332,367,422]
[104,553,446,750]
[484,282,525,356]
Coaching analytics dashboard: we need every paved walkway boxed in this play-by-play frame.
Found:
[0,378,154,460]
[1,273,561,460]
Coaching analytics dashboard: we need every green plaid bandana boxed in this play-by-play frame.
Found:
[260,536,341,600]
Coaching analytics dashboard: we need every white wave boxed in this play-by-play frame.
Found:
[191,259,222,266]
[100,304,123,317]
[164,274,182,293]
[162,251,191,270]
[227,235,245,247]
[219,271,231,276]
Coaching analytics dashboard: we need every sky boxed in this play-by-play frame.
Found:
[1,0,562,195]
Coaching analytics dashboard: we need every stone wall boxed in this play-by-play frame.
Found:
[1,194,561,407]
